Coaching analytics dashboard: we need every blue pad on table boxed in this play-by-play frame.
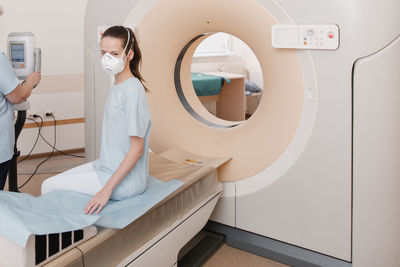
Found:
[0,176,183,247]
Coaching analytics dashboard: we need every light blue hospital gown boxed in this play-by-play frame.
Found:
[0,53,19,164]
[93,78,151,200]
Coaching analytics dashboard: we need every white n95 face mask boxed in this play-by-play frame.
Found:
[101,28,131,75]
[101,53,125,75]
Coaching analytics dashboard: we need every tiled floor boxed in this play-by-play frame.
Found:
[204,245,289,267]
[6,154,288,267]
[5,153,86,196]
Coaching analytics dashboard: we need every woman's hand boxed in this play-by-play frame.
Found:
[85,187,112,215]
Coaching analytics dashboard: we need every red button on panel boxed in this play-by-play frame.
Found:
[328,33,334,39]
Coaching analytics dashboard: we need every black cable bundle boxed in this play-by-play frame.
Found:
[18,115,55,189]
[18,114,85,189]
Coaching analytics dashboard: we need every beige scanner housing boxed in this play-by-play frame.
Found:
[84,0,400,266]
[136,0,304,183]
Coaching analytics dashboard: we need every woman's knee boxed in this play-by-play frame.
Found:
[41,178,51,195]
[41,176,61,195]
[63,162,94,175]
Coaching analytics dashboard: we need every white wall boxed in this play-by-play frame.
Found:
[191,54,246,73]
[0,0,88,75]
[0,0,88,156]
[231,36,263,88]
[191,33,263,88]
[17,91,84,155]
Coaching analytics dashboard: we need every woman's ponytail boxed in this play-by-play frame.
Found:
[126,27,148,92]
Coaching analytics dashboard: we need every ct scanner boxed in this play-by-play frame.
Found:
[83,0,400,266]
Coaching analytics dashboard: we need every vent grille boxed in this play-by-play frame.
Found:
[35,229,85,265]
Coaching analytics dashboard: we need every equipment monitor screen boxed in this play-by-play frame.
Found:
[11,43,24,62]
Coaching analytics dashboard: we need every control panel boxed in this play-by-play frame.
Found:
[271,24,339,50]
[7,32,40,80]
[9,42,26,69]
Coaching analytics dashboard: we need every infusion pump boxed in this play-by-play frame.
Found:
[7,32,41,80]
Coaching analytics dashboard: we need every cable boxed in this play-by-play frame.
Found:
[17,118,43,163]
[38,113,85,158]
[18,171,62,175]
[19,162,85,176]
[18,148,53,189]
[75,246,85,267]
[17,113,85,189]
[18,115,56,190]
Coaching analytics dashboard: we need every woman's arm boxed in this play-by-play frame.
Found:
[85,136,145,215]
[103,136,144,192]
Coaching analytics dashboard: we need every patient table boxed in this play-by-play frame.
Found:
[0,148,228,267]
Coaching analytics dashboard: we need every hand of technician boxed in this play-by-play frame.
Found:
[6,71,42,104]
[26,71,41,87]
[85,187,112,215]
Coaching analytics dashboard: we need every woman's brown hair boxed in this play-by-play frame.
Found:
[102,25,148,92]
